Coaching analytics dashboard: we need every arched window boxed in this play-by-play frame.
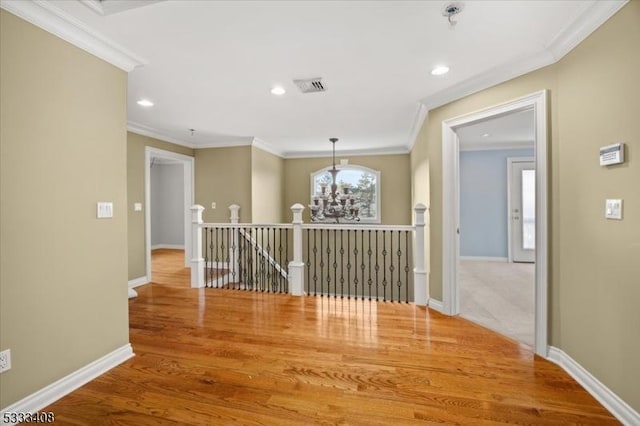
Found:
[309,164,381,223]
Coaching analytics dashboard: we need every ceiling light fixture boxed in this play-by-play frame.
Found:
[431,66,450,76]
[271,86,286,96]
[308,138,362,223]
[136,99,154,107]
[482,133,491,138]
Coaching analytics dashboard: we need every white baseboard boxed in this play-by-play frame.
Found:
[460,256,508,262]
[151,244,185,250]
[0,344,134,425]
[428,298,444,313]
[128,276,148,289]
[547,346,639,426]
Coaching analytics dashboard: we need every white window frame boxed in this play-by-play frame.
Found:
[310,164,381,224]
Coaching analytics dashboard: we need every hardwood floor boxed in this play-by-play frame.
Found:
[43,251,618,425]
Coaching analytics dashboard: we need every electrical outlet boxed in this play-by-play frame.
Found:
[211,202,216,209]
[0,349,11,373]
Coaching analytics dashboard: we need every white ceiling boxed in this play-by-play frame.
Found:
[457,108,534,151]
[17,0,625,156]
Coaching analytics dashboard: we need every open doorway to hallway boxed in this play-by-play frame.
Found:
[456,109,536,347]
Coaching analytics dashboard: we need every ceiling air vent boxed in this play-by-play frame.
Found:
[293,78,326,93]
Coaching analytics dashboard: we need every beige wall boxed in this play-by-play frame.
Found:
[195,146,252,223]
[252,147,284,223]
[0,10,129,408]
[411,1,639,410]
[284,154,412,225]
[127,132,194,280]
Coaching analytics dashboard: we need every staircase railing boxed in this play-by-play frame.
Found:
[190,203,428,305]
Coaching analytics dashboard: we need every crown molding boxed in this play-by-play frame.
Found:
[283,146,410,159]
[406,104,429,152]
[547,0,629,61]
[0,0,146,72]
[127,121,195,149]
[252,138,285,158]
[420,0,628,111]
[196,140,253,149]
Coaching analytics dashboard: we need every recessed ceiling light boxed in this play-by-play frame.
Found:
[482,133,491,137]
[271,86,286,96]
[136,99,154,107]
[431,66,450,76]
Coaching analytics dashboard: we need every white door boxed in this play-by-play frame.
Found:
[509,159,535,263]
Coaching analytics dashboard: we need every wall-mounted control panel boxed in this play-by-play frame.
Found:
[134,202,142,212]
[605,199,623,220]
[97,202,113,218]
[599,143,625,166]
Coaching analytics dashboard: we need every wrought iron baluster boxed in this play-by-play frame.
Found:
[306,229,310,294]
[353,230,358,300]
[382,230,387,302]
[204,227,209,287]
[313,229,318,296]
[347,229,351,299]
[326,229,332,296]
[232,227,237,289]
[367,229,372,300]
[405,230,410,303]
[215,227,220,289]
[278,228,283,293]
[339,229,344,298]
[389,230,395,302]
[397,230,402,302]
[333,229,337,298]
[319,229,324,297]
[225,228,230,288]
[375,230,380,300]
[285,228,289,293]
[360,229,365,300]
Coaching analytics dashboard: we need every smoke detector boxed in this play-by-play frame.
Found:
[293,78,326,93]
[442,2,464,28]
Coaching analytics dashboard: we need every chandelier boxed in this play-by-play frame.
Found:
[309,138,361,223]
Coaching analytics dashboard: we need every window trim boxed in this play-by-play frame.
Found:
[309,164,381,224]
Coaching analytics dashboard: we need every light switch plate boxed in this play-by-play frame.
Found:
[211,202,216,209]
[605,199,622,220]
[97,202,113,218]
[134,202,142,212]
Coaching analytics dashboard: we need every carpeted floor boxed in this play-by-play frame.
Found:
[459,259,535,347]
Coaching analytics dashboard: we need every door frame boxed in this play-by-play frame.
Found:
[145,147,195,282]
[507,157,535,263]
[442,90,548,357]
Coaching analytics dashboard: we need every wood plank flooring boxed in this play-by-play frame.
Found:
[42,251,618,425]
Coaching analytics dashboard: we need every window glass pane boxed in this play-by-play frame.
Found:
[312,168,378,220]
[521,169,535,250]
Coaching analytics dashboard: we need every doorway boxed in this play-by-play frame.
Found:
[441,90,548,357]
[508,158,535,263]
[145,147,195,283]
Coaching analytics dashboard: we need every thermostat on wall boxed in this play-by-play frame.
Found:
[599,143,624,166]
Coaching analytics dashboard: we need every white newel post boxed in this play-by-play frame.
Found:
[190,205,205,288]
[229,204,240,281]
[413,203,428,306]
[288,203,305,296]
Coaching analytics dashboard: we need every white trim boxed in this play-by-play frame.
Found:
[151,244,185,250]
[459,256,508,262]
[194,138,256,150]
[547,346,640,426]
[0,344,133,425]
[406,104,429,151]
[127,276,148,289]
[128,122,195,149]
[252,137,284,158]
[285,146,409,159]
[420,1,627,110]
[0,0,146,72]
[442,90,548,357]
[145,147,195,282]
[546,0,629,61]
[427,298,444,314]
[460,141,534,152]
